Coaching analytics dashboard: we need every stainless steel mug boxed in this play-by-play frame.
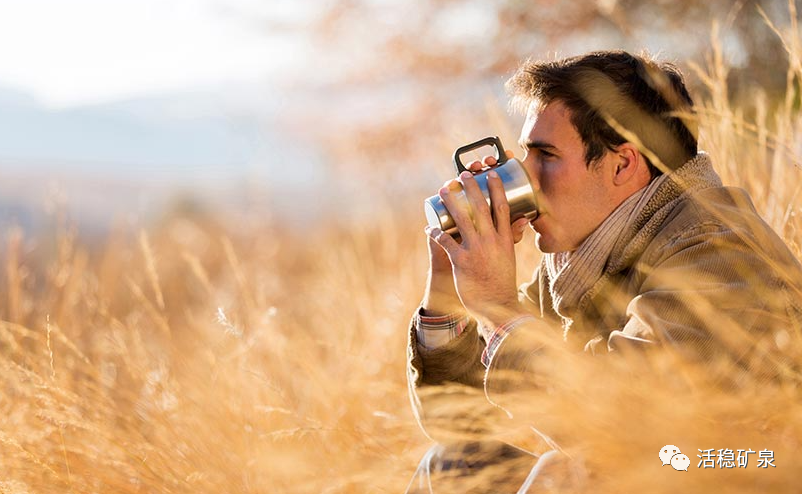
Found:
[424,136,539,237]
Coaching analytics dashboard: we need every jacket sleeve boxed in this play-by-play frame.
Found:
[406,313,498,441]
[406,265,553,442]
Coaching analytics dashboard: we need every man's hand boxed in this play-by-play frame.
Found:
[425,158,529,327]
[421,155,527,319]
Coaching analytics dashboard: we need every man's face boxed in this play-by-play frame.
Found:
[519,100,618,253]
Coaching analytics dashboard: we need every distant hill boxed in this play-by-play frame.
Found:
[0,83,275,181]
[0,82,328,234]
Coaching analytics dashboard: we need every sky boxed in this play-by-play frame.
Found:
[0,0,332,231]
[0,0,311,108]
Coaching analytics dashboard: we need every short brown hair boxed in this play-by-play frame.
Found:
[506,50,698,174]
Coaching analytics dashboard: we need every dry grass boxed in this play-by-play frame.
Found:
[3,12,802,494]
[0,206,440,493]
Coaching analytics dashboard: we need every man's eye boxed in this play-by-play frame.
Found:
[540,149,555,158]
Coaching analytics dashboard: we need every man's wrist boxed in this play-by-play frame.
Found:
[474,302,528,329]
[421,291,464,317]
[420,306,464,318]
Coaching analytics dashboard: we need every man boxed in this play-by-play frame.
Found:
[405,50,802,492]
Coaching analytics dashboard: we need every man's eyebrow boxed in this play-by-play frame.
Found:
[518,139,559,151]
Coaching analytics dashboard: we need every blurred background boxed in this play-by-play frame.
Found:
[1,1,801,493]
[2,0,797,236]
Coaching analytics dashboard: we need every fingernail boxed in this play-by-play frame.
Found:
[488,170,499,179]
[439,187,449,196]
[460,171,472,180]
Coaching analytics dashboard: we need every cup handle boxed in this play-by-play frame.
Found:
[452,136,508,174]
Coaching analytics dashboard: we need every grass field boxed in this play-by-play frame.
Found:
[2,19,802,494]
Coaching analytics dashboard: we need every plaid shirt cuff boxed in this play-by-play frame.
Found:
[415,308,470,351]
[481,314,538,367]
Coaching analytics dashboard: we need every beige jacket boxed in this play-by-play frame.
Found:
[407,154,802,442]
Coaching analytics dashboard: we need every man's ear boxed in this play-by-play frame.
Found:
[611,143,646,186]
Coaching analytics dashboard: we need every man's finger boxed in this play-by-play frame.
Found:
[467,160,483,172]
[511,217,529,244]
[487,170,512,238]
[459,171,494,235]
[425,226,461,258]
[439,185,478,244]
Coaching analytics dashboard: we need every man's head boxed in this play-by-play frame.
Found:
[505,51,698,253]
[506,50,698,175]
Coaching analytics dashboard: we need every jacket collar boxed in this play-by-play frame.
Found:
[606,152,722,274]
